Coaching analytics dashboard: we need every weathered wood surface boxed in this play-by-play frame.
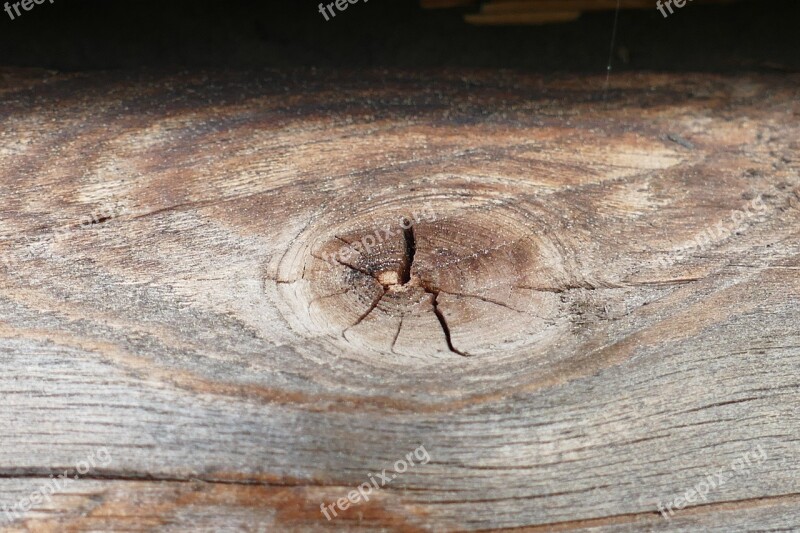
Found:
[0,68,798,531]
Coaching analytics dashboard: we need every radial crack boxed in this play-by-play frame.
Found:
[334,235,365,259]
[390,316,404,354]
[399,219,416,285]
[438,289,525,314]
[334,258,373,278]
[342,289,386,338]
[430,291,468,357]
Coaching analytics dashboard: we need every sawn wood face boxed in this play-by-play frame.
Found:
[0,69,798,531]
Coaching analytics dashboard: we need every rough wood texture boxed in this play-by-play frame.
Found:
[0,68,798,531]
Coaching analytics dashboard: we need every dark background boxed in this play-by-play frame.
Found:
[0,0,798,72]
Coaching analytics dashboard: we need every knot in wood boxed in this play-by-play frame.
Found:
[273,203,572,362]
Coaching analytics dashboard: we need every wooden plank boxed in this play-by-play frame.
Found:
[2,479,800,531]
[461,0,741,24]
[0,68,799,531]
[465,10,582,24]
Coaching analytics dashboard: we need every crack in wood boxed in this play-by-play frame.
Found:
[514,282,603,293]
[342,288,386,338]
[399,219,416,285]
[390,316,404,355]
[337,215,472,357]
[429,290,468,357]
[439,289,526,314]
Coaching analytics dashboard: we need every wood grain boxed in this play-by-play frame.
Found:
[0,68,798,531]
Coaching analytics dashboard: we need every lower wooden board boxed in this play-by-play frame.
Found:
[2,479,800,531]
[0,68,798,531]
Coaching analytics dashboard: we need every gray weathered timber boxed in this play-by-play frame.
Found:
[0,68,798,531]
